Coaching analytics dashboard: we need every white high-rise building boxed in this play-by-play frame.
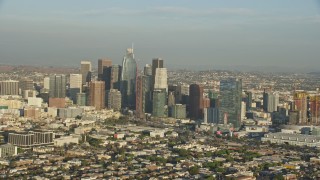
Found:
[154,68,168,92]
[241,101,246,121]
[69,74,82,103]
[80,61,92,85]
[43,77,50,90]
[267,92,279,112]
[70,74,82,91]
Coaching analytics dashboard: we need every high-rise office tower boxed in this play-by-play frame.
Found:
[144,64,152,76]
[189,84,204,120]
[76,93,86,106]
[110,65,122,90]
[176,84,189,104]
[80,61,92,85]
[171,104,186,119]
[219,78,242,129]
[136,75,152,118]
[154,68,168,92]
[88,81,105,110]
[43,77,50,90]
[152,88,167,117]
[69,74,82,103]
[98,59,112,80]
[120,48,137,109]
[269,92,279,112]
[204,108,219,124]
[0,80,19,95]
[308,94,320,125]
[152,58,164,89]
[245,91,252,111]
[107,89,122,111]
[168,92,175,107]
[263,91,279,112]
[293,91,308,124]
[103,65,122,91]
[49,75,66,98]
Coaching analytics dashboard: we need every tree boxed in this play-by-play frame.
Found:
[189,166,200,175]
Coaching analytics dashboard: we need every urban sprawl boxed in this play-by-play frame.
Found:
[0,48,320,179]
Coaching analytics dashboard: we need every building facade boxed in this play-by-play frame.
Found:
[219,78,242,129]
[89,81,105,110]
[120,48,137,109]
[189,84,204,120]
[80,61,92,85]
[152,89,167,117]
[136,75,153,118]
[98,58,112,80]
[107,89,122,111]
[0,80,19,95]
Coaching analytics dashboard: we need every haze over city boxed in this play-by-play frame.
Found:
[0,0,320,72]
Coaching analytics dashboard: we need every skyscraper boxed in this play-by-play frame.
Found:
[144,64,152,76]
[120,48,137,109]
[107,89,122,111]
[88,81,105,110]
[154,68,168,92]
[98,59,112,80]
[263,90,279,112]
[152,58,164,89]
[219,78,242,129]
[293,91,308,124]
[49,75,66,98]
[152,89,167,117]
[80,61,92,85]
[245,91,252,111]
[136,75,152,118]
[69,74,82,103]
[103,65,122,91]
[43,77,50,90]
[189,84,204,120]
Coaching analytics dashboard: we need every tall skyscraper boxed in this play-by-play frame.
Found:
[171,104,186,119]
[120,48,137,109]
[204,108,219,124]
[176,84,189,104]
[69,74,82,103]
[43,77,50,90]
[263,91,279,112]
[308,94,320,125]
[293,91,308,124]
[98,59,112,80]
[152,88,167,117]
[0,80,19,95]
[107,89,122,111]
[80,61,92,85]
[245,91,252,111]
[144,64,152,76]
[103,65,122,91]
[49,75,66,98]
[136,75,152,118]
[152,58,164,89]
[189,84,204,120]
[88,81,105,110]
[154,68,168,92]
[219,78,242,129]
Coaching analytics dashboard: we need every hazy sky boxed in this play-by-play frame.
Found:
[0,0,320,71]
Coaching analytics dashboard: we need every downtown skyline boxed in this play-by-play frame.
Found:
[0,0,320,72]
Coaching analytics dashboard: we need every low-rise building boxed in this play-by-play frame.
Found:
[0,144,17,157]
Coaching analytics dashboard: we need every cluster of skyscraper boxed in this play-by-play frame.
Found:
[0,47,249,129]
